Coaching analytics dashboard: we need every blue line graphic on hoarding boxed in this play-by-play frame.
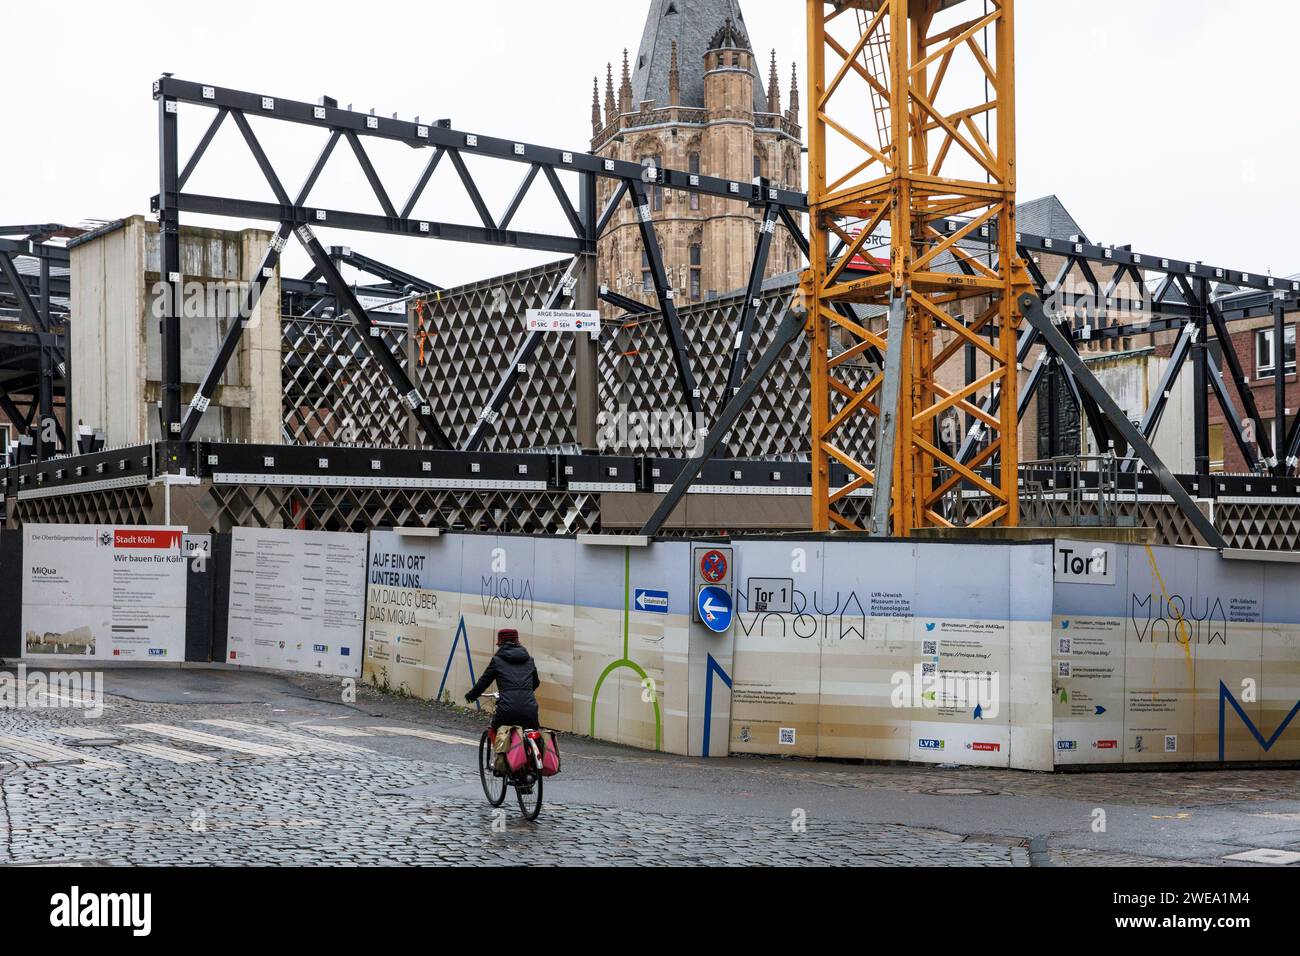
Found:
[436,616,480,711]
[1218,681,1300,761]
[701,653,733,758]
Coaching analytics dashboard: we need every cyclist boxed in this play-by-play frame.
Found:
[465,628,540,729]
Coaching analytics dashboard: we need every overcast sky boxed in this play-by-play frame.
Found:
[2,0,1296,287]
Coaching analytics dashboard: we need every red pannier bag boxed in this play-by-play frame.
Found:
[540,730,561,776]
[504,728,528,774]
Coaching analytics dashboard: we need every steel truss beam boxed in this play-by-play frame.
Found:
[0,246,68,455]
[463,259,579,452]
[153,77,808,213]
[329,247,439,293]
[464,176,607,452]
[296,225,451,449]
[1118,319,1199,473]
[152,76,803,440]
[626,179,703,422]
[1207,359,1260,472]
[725,204,781,402]
[639,302,806,537]
[282,246,439,318]
[1284,411,1300,473]
[598,286,655,316]
[0,386,31,435]
[918,220,1300,300]
[1020,293,1226,549]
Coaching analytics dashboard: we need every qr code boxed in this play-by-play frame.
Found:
[1057,662,1071,677]
[921,662,936,677]
[1058,638,1071,654]
[922,640,937,656]
[1164,735,1177,753]
[779,727,797,746]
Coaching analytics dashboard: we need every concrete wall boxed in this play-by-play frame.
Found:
[70,216,281,446]
[1083,349,1194,472]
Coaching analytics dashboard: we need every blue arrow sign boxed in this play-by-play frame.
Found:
[634,588,669,614]
[697,586,733,633]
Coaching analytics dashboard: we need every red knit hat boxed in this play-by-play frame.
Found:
[497,628,519,646]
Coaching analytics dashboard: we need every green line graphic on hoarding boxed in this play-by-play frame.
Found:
[589,546,663,751]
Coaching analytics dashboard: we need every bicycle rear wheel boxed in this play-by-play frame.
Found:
[479,730,507,807]
[516,770,543,820]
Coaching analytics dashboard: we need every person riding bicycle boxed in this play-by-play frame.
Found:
[465,628,540,729]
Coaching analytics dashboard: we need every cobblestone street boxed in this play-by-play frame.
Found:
[2,668,1299,867]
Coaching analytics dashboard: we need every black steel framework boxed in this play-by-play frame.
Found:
[145,75,1299,543]
[152,76,810,449]
[941,234,1299,482]
[0,231,71,460]
[284,245,440,318]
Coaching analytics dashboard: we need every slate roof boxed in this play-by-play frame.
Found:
[630,0,769,115]
[1015,195,1088,242]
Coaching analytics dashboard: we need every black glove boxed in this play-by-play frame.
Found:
[464,693,475,703]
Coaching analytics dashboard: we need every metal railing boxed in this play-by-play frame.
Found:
[1018,455,1139,528]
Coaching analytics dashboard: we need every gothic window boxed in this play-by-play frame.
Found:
[689,152,700,210]
[753,154,763,181]
[690,243,702,302]
[642,248,653,294]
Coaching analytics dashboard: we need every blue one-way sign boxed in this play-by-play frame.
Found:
[634,588,669,614]
[697,586,733,633]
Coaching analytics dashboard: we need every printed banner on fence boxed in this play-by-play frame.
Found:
[226,527,367,677]
[22,524,188,661]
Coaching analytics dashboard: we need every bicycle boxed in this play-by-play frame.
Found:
[476,693,546,820]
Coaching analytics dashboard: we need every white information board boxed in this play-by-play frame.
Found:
[226,528,368,677]
[22,524,188,661]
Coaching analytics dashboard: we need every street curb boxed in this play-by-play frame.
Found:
[1028,836,1056,867]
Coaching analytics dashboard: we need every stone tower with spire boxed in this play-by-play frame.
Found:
[590,0,803,316]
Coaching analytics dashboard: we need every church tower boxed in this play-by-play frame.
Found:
[590,0,803,317]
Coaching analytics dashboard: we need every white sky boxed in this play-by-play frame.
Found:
[1,0,1297,287]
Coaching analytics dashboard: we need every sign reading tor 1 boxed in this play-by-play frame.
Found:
[1054,540,1115,585]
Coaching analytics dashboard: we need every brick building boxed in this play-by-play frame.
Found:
[590,0,803,316]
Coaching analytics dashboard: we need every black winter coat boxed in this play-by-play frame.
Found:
[466,642,540,724]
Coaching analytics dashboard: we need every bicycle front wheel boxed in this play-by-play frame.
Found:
[516,771,543,821]
[479,729,507,807]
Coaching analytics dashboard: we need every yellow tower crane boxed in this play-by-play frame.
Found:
[802,0,1031,534]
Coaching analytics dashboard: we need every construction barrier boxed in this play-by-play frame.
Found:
[7,523,1300,769]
